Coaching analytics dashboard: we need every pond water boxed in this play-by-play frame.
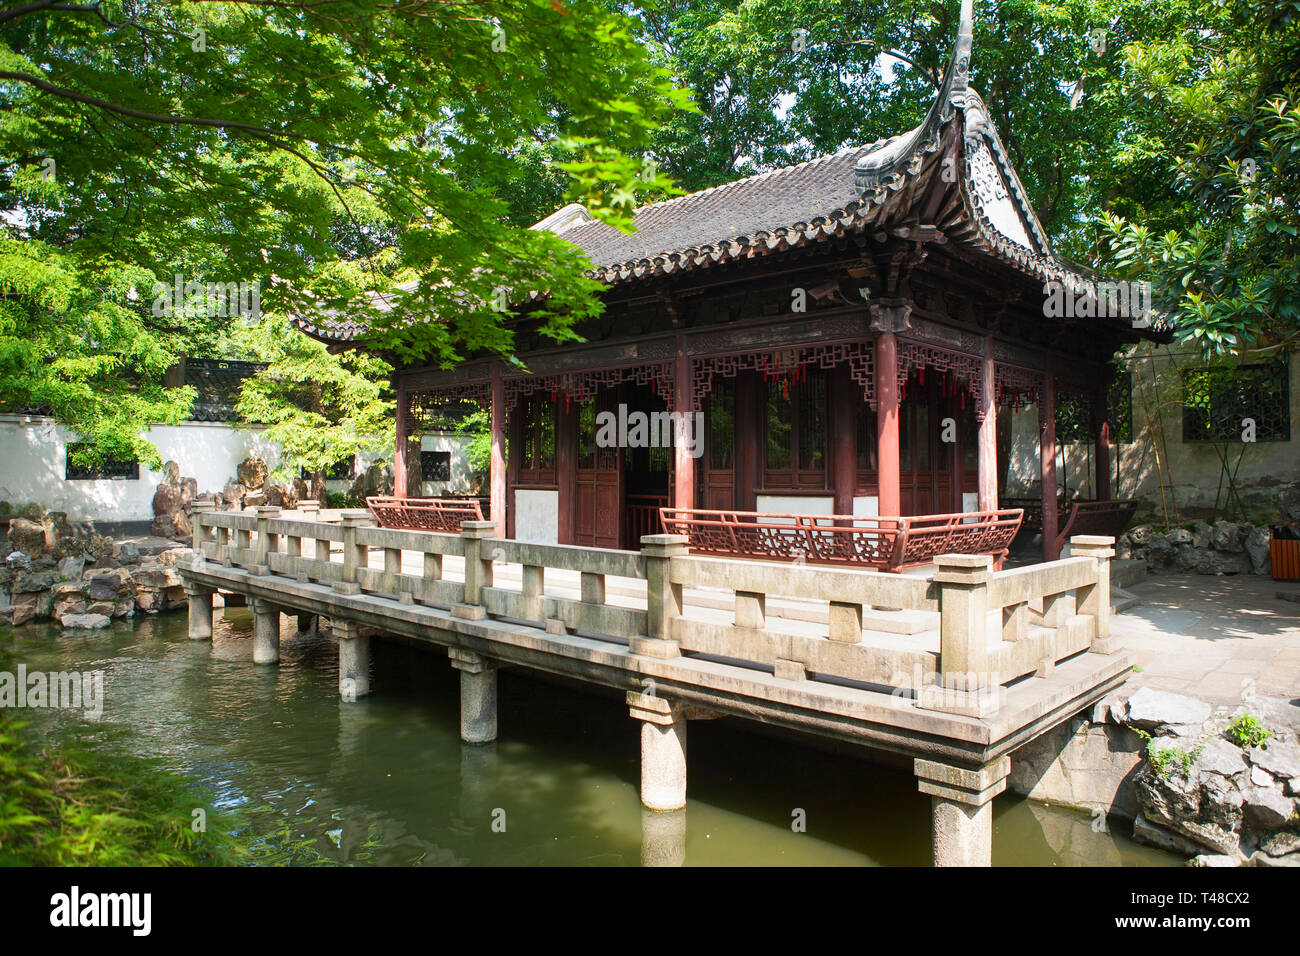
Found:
[3,608,1178,866]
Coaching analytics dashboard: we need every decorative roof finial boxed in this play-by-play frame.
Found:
[950,0,974,92]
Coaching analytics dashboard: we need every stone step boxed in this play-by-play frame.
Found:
[1111,586,1140,615]
[1111,558,1147,589]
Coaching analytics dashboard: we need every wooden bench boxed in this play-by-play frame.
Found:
[366,496,485,533]
[658,507,1024,571]
[1055,498,1138,556]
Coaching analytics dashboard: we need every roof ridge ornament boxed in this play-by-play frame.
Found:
[950,0,974,94]
[854,0,974,197]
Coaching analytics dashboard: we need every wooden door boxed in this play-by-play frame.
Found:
[575,391,622,549]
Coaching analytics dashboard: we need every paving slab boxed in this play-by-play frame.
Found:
[1110,573,1300,710]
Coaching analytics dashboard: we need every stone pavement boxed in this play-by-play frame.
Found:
[1111,572,1300,713]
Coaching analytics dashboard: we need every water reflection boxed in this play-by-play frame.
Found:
[3,610,1177,867]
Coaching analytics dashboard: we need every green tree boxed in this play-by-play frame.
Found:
[628,0,1181,250]
[1099,0,1300,356]
[1,0,688,462]
[232,313,392,493]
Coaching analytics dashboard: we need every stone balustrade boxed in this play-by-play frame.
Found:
[189,506,1116,718]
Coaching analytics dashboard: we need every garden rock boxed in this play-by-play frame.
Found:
[60,612,110,630]
[7,517,49,555]
[1243,787,1293,830]
[57,556,85,581]
[1124,688,1211,731]
[1251,741,1300,780]
[237,457,269,491]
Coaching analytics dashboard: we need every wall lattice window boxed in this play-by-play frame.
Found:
[65,443,139,480]
[1182,359,1290,443]
[421,450,451,482]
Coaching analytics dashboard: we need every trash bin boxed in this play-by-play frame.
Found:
[1271,523,1300,581]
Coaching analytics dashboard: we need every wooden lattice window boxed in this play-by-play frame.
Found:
[763,367,826,488]
[1182,360,1290,443]
[708,378,735,470]
[519,393,557,482]
[855,400,877,473]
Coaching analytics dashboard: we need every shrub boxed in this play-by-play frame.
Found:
[1226,713,1272,750]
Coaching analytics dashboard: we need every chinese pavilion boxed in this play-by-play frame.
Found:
[301,0,1157,562]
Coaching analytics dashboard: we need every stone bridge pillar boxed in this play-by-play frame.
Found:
[915,756,1010,866]
[449,648,498,744]
[628,690,687,811]
[184,582,214,641]
[250,598,281,664]
[335,619,371,700]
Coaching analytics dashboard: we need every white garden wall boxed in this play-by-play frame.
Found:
[0,415,280,522]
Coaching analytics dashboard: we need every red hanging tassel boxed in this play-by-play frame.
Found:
[918,367,925,386]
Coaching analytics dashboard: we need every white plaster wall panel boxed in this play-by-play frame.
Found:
[514,489,558,544]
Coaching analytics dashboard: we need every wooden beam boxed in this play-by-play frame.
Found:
[393,382,408,499]
[1095,381,1112,501]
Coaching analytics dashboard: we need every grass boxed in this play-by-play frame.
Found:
[0,649,241,866]
[1132,726,1202,779]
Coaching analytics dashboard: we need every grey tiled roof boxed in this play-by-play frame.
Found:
[556,145,879,269]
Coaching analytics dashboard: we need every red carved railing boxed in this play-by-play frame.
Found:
[626,494,667,546]
[366,496,485,532]
[659,507,1024,571]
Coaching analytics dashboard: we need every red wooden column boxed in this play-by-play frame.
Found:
[1039,368,1059,561]
[555,400,576,545]
[672,338,695,512]
[1094,382,1112,500]
[977,336,998,512]
[393,381,409,498]
[875,332,901,517]
[831,364,857,515]
[490,362,507,535]
[734,371,760,512]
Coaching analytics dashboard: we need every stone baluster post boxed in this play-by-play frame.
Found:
[252,505,281,575]
[335,510,374,594]
[926,553,997,717]
[634,534,687,659]
[456,520,497,620]
[1071,535,1118,652]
